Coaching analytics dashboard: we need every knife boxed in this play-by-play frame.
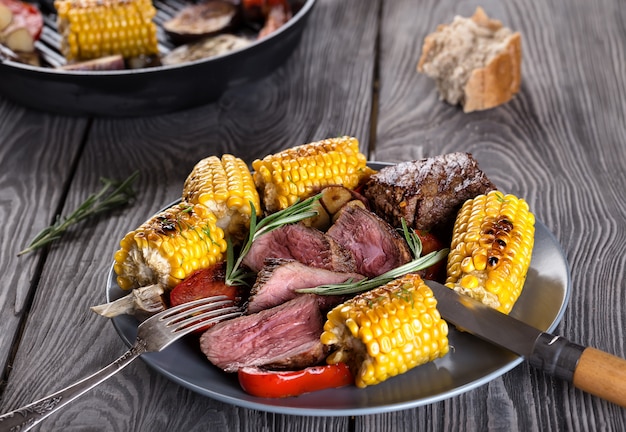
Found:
[424,280,626,408]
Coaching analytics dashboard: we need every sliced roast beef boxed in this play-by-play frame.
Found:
[362,152,496,234]
[246,258,364,314]
[200,294,327,372]
[327,205,412,278]
[241,223,356,273]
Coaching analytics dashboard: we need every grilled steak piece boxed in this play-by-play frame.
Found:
[200,295,327,372]
[327,205,412,277]
[362,152,496,234]
[241,223,356,273]
[246,258,364,314]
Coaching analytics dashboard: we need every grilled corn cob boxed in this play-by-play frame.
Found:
[321,274,449,388]
[114,202,227,291]
[54,0,158,62]
[445,190,535,314]
[252,136,371,213]
[183,154,261,243]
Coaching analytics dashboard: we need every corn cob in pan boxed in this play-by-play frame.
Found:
[183,154,261,244]
[252,136,371,213]
[55,0,158,61]
[445,190,535,314]
[321,274,450,388]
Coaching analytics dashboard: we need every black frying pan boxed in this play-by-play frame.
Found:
[0,0,316,117]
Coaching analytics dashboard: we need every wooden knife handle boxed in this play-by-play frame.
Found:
[530,333,626,408]
[573,347,626,408]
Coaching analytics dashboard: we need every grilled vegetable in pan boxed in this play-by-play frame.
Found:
[445,190,535,314]
[54,0,159,61]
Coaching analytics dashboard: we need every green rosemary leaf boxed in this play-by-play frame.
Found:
[400,218,422,259]
[18,171,139,256]
[296,248,449,296]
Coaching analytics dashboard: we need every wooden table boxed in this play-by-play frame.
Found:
[1,0,625,430]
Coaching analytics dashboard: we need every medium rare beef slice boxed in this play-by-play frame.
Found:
[200,295,327,372]
[327,205,412,277]
[241,223,356,273]
[246,258,364,313]
[362,152,496,232]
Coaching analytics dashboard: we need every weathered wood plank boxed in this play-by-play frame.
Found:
[0,98,87,375]
[371,0,626,430]
[0,0,378,430]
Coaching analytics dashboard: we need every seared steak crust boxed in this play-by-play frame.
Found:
[200,295,327,372]
[327,205,412,277]
[362,152,496,232]
[246,258,363,313]
[241,223,356,273]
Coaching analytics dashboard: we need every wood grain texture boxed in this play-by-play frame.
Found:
[374,0,626,430]
[1,0,625,430]
[0,98,87,375]
[0,0,377,431]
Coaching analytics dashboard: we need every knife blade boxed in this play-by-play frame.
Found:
[425,279,626,408]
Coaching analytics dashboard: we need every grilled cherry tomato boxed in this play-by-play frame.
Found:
[238,364,354,398]
[417,230,446,281]
[169,262,244,307]
[169,262,245,332]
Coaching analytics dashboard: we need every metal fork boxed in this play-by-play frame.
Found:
[0,295,241,432]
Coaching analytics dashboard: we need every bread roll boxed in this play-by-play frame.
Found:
[417,7,521,112]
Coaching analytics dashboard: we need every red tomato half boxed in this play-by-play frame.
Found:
[169,262,245,333]
[169,262,244,307]
[417,230,446,282]
[238,364,354,398]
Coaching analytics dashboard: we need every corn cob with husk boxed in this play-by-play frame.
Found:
[445,190,535,314]
[252,136,372,213]
[183,154,261,244]
[321,273,449,388]
[54,0,158,62]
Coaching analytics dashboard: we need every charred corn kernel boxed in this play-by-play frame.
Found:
[445,190,535,314]
[252,136,372,213]
[321,274,449,388]
[182,154,261,243]
[55,0,158,61]
[114,203,227,290]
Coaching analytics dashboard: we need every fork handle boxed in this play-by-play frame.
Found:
[0,343,144,432]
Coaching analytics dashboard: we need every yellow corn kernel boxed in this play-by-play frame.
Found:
[183,154,261,244]
[113,203,227,290]
[252,136,372,213]
[321,274,449,388]
[445,190,535,314]
[55,0,158,61]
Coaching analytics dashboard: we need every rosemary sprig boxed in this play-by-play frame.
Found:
[18,171,139,256]
[225,193,322,286]
[296,248,449,296]
[400,218,422,259]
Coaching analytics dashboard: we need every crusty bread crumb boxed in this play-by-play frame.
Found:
[417,7,521,112]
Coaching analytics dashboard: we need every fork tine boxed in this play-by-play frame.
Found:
[168,305,242,332]
[155,295,230,321]
[176,308,243,335]
[160,299,235,326]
